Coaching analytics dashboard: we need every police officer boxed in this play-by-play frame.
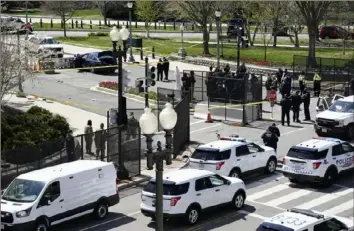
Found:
[302,89,311,121]
[269,123,280,137]
[290,90,302,123]
[298,71,306,95]
[126,112,139,140]
[350,77,354,95]
[157,58,163,81]
[261,128,279,152]
[280,94,292,126]
[313,72,322,97]
[162,57,170,81]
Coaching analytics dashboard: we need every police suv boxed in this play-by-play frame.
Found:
[315,95,354,140]
[187,136,278,179]
[282,137,354,185]
[257,208,353,231]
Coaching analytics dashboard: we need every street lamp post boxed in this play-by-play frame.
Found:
[215,9,221,69]
[178,24,186,58]
[127,2,135,63]
[236,26,242,70]
[139,103,177,231]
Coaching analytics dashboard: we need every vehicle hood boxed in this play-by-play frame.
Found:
[223,176,245,185]
[316,110,353,120]
[262,146,275,152]
[40,44,63,49]
[332,215,354,230]
[1,199,33,213]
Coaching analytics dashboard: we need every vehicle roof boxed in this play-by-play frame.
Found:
[263,211,322,230]
[339,95,354,102]
[294,138,342,151]
[151,169,214,184]
[17,160,113,183]
[197,140,244,151]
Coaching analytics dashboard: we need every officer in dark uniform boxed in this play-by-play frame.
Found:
[302,89,311,121]
[290,90,302,123]
[280,94,292,126]
[157,58,163,81]
[261,128,279,152]
[126,112,139,140]
[162,57,170,81]
[350,77,354,95]
[65,130,75,162]
[269,123,280,137]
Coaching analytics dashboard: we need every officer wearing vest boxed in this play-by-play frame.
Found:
[298,71,306,95]
[313,72,322,97]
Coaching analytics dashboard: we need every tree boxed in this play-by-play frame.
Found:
[285,2,305,48]
[41,1,77,37]
[295,1,331,61]
[135,1,162,38]
[97,1,114,26]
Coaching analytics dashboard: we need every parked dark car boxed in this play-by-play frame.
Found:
[227,18,245,38]
[319,26,354,39]
[74,51,117,74]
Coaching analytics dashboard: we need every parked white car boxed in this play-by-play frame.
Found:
[187,136,278,179]
[140,169,246,225]
[257,208,353,231]
[282,137,354,185]
[1,160,119,231]
[26,35,64,58]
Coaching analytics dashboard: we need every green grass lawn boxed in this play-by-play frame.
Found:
[56,36,354,67]
[7,9,48,16]
[72,9,103,20]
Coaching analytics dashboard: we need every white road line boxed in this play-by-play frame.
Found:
[239,210,267,220]
[264,189,312,207]
[190,123,222,134]
[247,183,290,201]
[190,120,205,125]
[295,188,353,210]
[280,128,307,137]
[77,211,141,231]
[322,199,354,216]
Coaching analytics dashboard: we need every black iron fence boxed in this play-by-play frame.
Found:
[292,55,354,95]
[1,126,142,189]
[183,70,263,123]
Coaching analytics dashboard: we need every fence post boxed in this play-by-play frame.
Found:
[164,21,166,30]
[80,135,84,159]
[108,20,111,27]
[117,21,120,29]
[173,21,175,30]
[29,18,32,23]
[50,18,53,28]
[135,20,137,28]
[60,20,63,29]
[152,46,155,59]
[138,127,141,175]
[40,18,43,28]
[90,20,92,29]
[16,151,19,176]
[71,19,74,29]
[140,48,143,60]
[154,21,157,30]
[192,24,194,31]
[75,20,78,28]
[99,20,101,29]
[81,20,83,29]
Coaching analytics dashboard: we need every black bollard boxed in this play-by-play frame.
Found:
[152,47,155,59]
[40,18,43,28]
[163,21,166,30]
[80,20,83,29]
[99,20,101,29]
[90,20,92,29]
[140,49,143,60]
[71,19,74,29]
[135,20,137,28]
[50,19,53,28]
[173,21,175,30]
[75,20,78,28]
[154,21,157,30]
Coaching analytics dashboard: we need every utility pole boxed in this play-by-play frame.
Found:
[17,30,23,93]
[145,57,149,108]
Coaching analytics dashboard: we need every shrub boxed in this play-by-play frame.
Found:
[88,32,109,37]
[99,81,119,90]
[16,91,27,98]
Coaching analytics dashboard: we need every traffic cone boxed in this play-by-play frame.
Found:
[205,111,213,123]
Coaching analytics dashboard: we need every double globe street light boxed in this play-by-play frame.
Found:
[127,1,135,63]
[139,103,177,231]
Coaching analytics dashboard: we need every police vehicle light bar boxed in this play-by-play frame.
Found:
[220,136,247,142]
[312,137,341,143]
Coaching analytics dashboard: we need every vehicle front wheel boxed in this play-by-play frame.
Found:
[232,191,245,210]
[347,124,354,141]
[34,219,48,231]
[185,205,200,225]
[323,168,337,186]
[265,158,277,174]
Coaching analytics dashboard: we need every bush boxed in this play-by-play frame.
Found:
[1,106,70,151]
[88,32,109,37]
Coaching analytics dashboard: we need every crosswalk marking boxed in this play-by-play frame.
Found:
[295,188,353,210]
[247,183,289,201]
[322,199,354,216]
[264,189,312,207]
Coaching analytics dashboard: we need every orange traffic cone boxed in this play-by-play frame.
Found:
[205,111,213,123]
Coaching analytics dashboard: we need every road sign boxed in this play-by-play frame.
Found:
[268,90,277,102]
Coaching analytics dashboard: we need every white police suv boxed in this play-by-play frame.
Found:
[257,208,353,231]
[187,136,278,179]
[140,169,246,225]
[282,137,354,185]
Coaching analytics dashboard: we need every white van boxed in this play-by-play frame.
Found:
[1,160,119,231]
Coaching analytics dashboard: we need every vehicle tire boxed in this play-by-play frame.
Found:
[229,168,241,178]
[323,168,337,186]
[94,201,109,220]
[34,219,49,231]
[185,205,200,225]
[347,124,354,141]
[265,158,277,174]
[289,178,298,183]
[232,191,245,210]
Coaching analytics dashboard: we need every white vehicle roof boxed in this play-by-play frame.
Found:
[198,139,246,152]
[263,210,320,230]
[152,169,214,184]
[338,95,354,102]
[17,160,113,183]
[294,137,343,151]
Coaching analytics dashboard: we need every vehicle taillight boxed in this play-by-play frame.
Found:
[170,197,181,206]
[313,162,321,169]
[216,162,225,170]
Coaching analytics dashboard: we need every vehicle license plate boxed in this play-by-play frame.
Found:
[293,163,303,170]
[199,163,204,169]
[322,128,327,132]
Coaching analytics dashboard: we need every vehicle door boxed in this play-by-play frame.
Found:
[81,54,89,68]
[332,144,351,172]
[246,142,268,169]
[36,181,65,224]
[340,142,354,170]
[314,218,348,231]
[332,94,345,104]
[235,145,253,173]
[208,174,233,204]
[316,97,329,112]
[194,177,215,209]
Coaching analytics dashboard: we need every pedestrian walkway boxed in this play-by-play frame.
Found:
[246,176,354,220]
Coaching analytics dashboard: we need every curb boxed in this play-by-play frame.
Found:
[117,175,150,190]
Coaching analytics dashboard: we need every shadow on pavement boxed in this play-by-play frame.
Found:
[147,205,257,231]
[52,212,136,231]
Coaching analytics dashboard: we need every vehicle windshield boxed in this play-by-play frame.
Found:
[144,181,189,195]
[2,178,45,203]
[329,100,354,113]
[287,148,328,160]
[44,38,59,44]
[191,148,231,161]
[256,222,294,231]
